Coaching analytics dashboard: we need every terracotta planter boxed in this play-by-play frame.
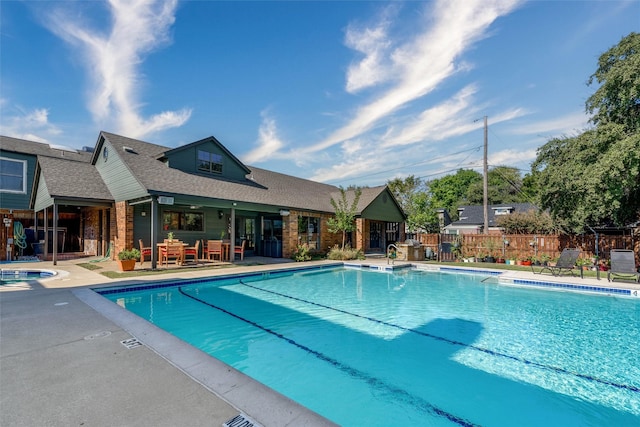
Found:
[118,259,136,271]
[522,260,532,266]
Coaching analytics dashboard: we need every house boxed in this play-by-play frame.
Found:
[441,203,537,235]
[1,132,406,267]
[0,137,96,258]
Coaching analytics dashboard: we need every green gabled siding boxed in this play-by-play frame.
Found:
[165,140,249,182]
[361,190,405,222]
[0,151,36,210]
[33,175,53,211]
[95,140,147,202]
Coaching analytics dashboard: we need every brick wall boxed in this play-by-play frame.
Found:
[114,201,133,258]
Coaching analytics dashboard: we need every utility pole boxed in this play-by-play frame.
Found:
[483,116,489,235]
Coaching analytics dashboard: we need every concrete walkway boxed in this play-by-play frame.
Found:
[1,257,638,426]
[1,257,337,427]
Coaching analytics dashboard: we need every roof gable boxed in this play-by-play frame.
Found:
[159,136,251,182]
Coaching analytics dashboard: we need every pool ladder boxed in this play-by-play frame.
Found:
[387,244,398,265]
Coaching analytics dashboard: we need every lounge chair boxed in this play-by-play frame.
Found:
[607,249,640,283]
[531,248,581,276]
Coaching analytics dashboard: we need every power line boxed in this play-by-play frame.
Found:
[332,145,483,186]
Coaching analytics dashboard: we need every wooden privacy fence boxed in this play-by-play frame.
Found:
[414,233,637,263]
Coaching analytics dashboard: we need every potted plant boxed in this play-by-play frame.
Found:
[451,236,463,261]
[483,238,499,263]
[166,231,175,242]
[117,248,140,271]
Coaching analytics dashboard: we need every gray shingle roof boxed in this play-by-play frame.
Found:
[450,203,537,227]
[0,135,92,162]
[101,132,380,214]
[38,156,114,201]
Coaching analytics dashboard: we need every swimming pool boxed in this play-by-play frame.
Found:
[0,269,55,285]
[99,266,640,426]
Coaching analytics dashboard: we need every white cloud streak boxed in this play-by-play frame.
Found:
[243,110,286,164]
[510,111,590,137]
[344,6,396,93]
[296,0,523,156]
[44,0,190,138]
[1,106,61,143]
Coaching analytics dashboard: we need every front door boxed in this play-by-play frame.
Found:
[369,221,384,251]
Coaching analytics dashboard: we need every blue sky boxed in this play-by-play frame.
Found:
[1,1,638,187]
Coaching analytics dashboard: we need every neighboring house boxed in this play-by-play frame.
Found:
[441,203,537,235]
[0,137,95,258]
[2,132,406,267]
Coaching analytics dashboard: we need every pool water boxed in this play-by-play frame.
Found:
[0,269,54,285]
[102,267,640,426]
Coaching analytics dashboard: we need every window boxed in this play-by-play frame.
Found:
[0,157,26,193]
[493,208,513,216]
[298,216,320,249]
[197,150,223,174]
[162,211,204,231]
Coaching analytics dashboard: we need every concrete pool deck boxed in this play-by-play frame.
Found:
[1,257,638,426]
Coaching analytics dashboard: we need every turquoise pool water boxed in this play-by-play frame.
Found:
[0,269,54,285]
[101,267,640,426]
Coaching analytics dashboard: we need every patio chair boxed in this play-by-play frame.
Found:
[531,248,581,276]
[138,239,152,266]
[607,249,640,283]
[234,240,246,261]
[160,242,183,267]
[183,240,200,264]
[205,240,223,262]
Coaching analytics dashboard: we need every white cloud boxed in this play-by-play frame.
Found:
[243,110,286,164]
[489,147,537,168]
[44,0,191,138]
[295,0,522,157]
[1,106,61,143]
[510,111,590,137]
[344,6,396,93]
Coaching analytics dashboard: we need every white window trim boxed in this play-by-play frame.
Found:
[0,156,27,194]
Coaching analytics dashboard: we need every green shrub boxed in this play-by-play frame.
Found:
[327,244,365,260]
[118,248,141,261]
[292,244,312,262]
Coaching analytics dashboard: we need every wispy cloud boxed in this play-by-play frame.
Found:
[243,110,286,164]
[43,0,190,138]
[510,111,590,137]
[344,5,397,93]
[295,0,523,156]
[1,105,61,143]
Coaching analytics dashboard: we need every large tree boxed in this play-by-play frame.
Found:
[465,165,525,205]
[428,169,482,220]
[533,33,640,232]
[586,32,640,132]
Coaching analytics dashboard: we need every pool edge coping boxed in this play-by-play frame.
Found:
[74,286,338,427]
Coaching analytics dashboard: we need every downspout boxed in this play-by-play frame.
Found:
[150,197,158,269]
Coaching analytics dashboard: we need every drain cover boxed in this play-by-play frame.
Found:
[120,338,143,349]
[223,413,263,427]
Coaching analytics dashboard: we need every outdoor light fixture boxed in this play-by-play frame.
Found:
[218,210,224,219]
